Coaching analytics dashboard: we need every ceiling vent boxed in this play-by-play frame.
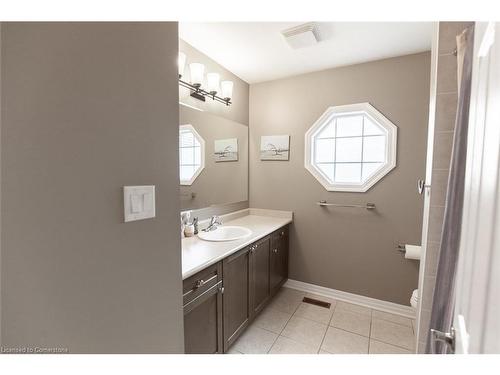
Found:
[281,22,321,49]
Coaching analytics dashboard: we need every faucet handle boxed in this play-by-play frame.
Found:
[211,215,222,225]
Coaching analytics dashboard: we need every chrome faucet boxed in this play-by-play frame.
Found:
[203,215,222,232]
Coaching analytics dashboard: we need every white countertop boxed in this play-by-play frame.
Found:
[182,208,293,280]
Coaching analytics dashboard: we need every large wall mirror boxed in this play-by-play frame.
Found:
[179,104,248,210]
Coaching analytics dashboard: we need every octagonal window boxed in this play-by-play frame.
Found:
[305,103,397,192]
[179,124,205,185]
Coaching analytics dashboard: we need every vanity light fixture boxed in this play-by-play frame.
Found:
[178,53,233,106]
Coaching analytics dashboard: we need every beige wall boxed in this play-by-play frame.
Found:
[1,23,184,353]
[249,52,430,305]
[180,105,248,210]
[179,39,249,125]
[417,21,474,353]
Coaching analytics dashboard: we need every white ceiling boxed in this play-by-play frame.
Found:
[179,22,433,84]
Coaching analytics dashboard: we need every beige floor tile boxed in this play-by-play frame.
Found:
[281,316,328,350]
[369,339,413,354]
[371,310,413,327]
[370,318,415,351]
[330,310,371,337]
[335,301,372,316]
[319,350,333,354]
[253,306,292,334]
[294,302,334,325]
[269,336,318,354]
[226,346,243,354]
[321,327,369,354]
[305,293,337,307]
[268,287,305,314]
[232,326,278,354]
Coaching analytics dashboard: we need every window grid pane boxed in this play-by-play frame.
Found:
[335,136,363,163]
[179,129,202,182]
[333,119,337,181]
[336,114,363,137]
[312,114,388,185]
[360,116,364,181]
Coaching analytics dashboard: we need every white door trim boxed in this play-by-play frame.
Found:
[415,21,440,347]
[454,21,500,354]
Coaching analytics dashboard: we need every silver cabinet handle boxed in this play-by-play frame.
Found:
[280,231,285,236]
[273,248,278,253]
[183,274,218,299]
[194,279,205,289]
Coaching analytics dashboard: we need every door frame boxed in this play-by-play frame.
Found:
[415,21,440,350]
[453,22,500,354]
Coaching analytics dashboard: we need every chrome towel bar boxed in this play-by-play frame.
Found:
[317,200,376,210]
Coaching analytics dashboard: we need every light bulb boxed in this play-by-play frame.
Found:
[189,63,205,88]
[206,73,220,95]
[220,81,234,101]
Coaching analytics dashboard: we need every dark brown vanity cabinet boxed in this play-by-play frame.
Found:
[270,226,289,296]
[183,263,223,354]
[183,224,289,354]
[249,236,271,318]
[222,247,250,352]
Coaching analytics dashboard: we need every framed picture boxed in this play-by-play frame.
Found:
[260,135,290,161]
[214,138,238,162]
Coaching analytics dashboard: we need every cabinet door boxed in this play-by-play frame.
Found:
[250,236,271,317]
[184,282,223,354]
[270,226,289,296]
[222,247,250,352]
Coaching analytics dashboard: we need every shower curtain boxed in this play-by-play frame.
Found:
[426,25,475,354]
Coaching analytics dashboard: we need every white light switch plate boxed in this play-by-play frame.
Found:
[123,185,156,222]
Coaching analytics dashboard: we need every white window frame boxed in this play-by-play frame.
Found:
[179,124,205,186]
[304,103,397,192]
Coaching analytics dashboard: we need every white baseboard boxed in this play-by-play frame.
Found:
[284,279,416,319]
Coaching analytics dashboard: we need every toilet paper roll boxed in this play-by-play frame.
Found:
[405,245,422,260]
[410,289,419,308]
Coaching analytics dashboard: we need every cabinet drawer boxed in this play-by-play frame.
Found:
[184,281,223,354]
[183,262,221,306]
[271,225,288,243]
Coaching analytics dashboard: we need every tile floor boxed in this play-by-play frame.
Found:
[227,287,416,354]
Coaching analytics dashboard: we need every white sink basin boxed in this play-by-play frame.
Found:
[198,226,252,242]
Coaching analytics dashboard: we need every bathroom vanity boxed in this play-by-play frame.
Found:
[181,209,292,354]
[178,104,292,353]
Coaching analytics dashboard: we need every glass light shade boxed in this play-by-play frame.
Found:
[189,63,205,87]
[206,73,220,94]
[178,52,186,78]
[220,81,234,100]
